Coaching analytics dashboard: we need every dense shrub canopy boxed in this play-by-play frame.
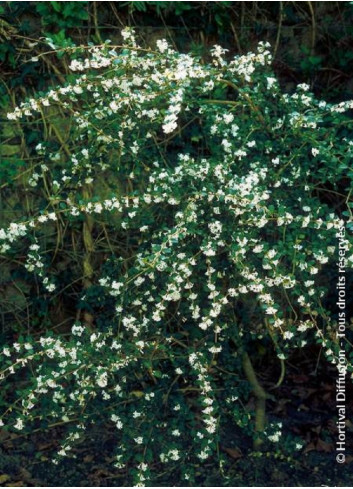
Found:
[1,28,352,485]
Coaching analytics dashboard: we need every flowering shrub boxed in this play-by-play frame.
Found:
[1,28,353,485]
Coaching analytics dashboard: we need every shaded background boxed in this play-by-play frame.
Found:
[0,2,353,486]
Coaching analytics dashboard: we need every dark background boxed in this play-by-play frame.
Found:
[0,2,353,486]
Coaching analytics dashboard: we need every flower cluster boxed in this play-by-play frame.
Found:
[25,242,56,292]
[1,30,353,485]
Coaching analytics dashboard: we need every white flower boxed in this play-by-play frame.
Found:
[297,83,310,91]
[268,431,281,442]
[152,311,161,322]
[266,77,277,89]
[134,277,145,286]
[168,449,180,461]
[211,45,228,58]
[267,249,276,259]
[97,371,108,388]
[111,281,123,290]
[223,113,234,124]
[208,221,222,236]
[14,418,24,430]
[198,449,210,460]
[45,283,56,292]
[311,148,320,157]
[203,247,216,256]
[72,323,84,336]
[156,39,169,53]
[121,27,135,40]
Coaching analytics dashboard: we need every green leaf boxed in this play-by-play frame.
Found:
[50,1,62,13]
